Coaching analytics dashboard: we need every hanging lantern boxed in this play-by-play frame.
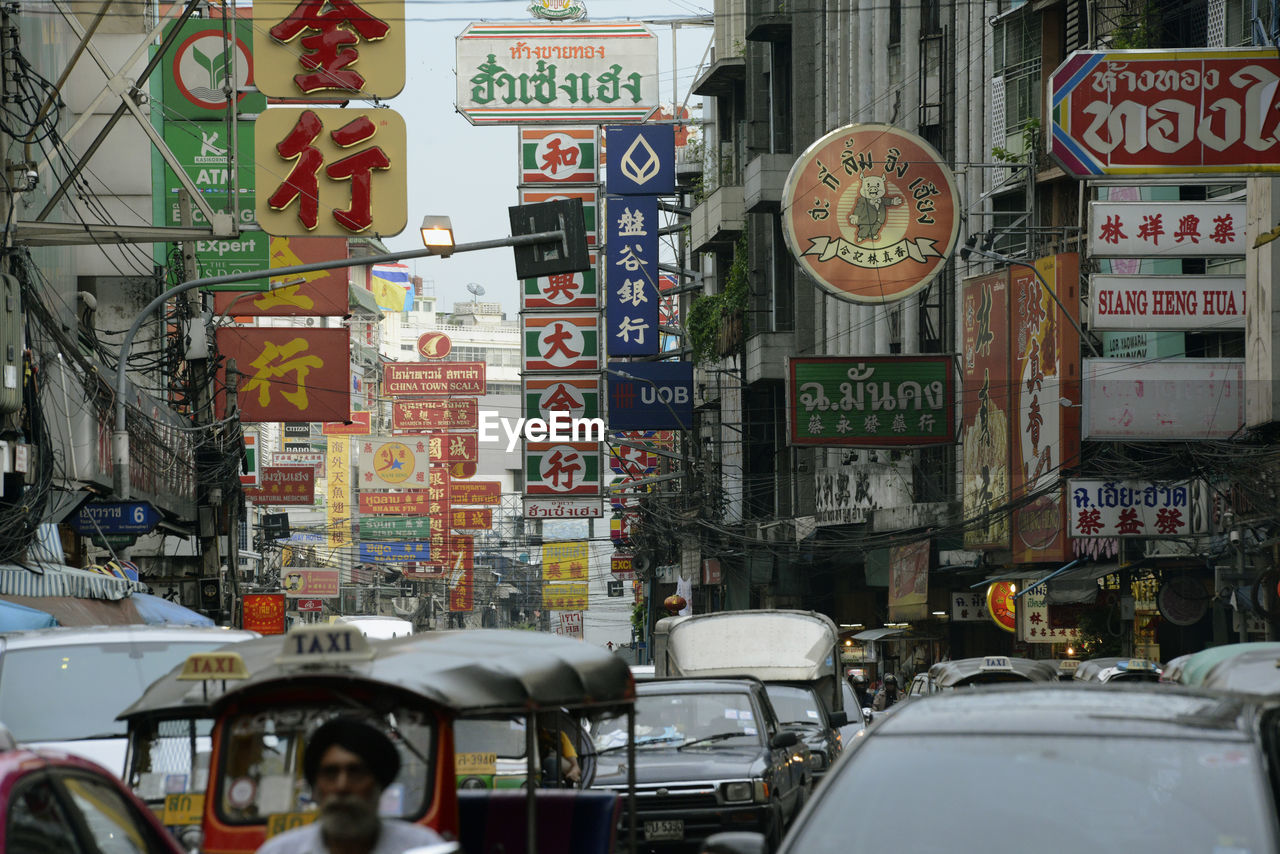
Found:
[663,595,687,615]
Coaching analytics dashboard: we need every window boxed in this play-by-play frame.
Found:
[60,774,156,854]
[993,13,1042,148]
[7,778,85,854]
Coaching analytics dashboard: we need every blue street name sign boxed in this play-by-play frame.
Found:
[607,361,693,430]
[605,124,675,195]
[71,501,161,536]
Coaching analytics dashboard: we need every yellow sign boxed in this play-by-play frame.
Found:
[255,107,408,238]
[162,793,204,826]
[542,582,589,610]
[266,811,318,838]
[176,652,249,681]
[456,752,498,775]
[327,436,350,550]
[542,541,589,581]
[253,0,405,100]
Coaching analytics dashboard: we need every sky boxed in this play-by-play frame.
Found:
[380,0,713,316]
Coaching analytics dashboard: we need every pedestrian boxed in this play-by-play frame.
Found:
[256,717,445,854]
[871,674,900,711]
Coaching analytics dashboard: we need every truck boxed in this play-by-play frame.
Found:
[651,610,848,780]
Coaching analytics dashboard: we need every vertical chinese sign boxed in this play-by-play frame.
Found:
[1010,254,1080,563]
[605,195,660,355]
[961,270,1011,549]
[326,435,351,553]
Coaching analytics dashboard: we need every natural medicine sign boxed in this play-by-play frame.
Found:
[786,356,954,447]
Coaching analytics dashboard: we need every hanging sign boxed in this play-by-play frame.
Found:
[216,327,350,422]
[385,362,486,396]
[780,123,960,304]
[520,127,599,184]
[1068,479,1193,537]
[523,314,601,371]
[605,195,660,355]
[254,0,405,99]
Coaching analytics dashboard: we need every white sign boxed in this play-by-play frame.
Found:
[1082,358,1245,440]
[1068,479,1194,537]
[1018,586,1081,644]
[813,462,913,527]
[523,498,604,518]
[1088,201,1246,257]
[273,452,326,478]
[355,436,432,490]
[1090,276,1245,331]
[556,611,584,639]
[950,590,987,622]
[456,22,659,125]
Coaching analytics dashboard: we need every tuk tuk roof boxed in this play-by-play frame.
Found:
[658,610,838,681]
[1072,657,1162,683]
[927,656,1060,687]
[1176,642,1280,687]
[117,634,284,722]
[209,627,635,716]
[1199,647,1280,695]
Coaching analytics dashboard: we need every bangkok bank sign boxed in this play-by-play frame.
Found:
[1049,48,1280,177]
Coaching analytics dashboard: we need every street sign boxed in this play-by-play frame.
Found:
[1049,48,1280,177]
[606,361,693,430]
[605,195,660,355]
[296,599,323,613]
[605,124,675,195]
[91,534,138,549]
[358,516,431,539]
[72,502,161,536]
[509,198,591,279]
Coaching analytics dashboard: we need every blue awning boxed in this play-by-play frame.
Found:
[129,593,214,627]
[0,599,57,632]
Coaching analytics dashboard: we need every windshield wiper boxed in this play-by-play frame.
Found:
[676,732,749,750]
[597,734,685,754]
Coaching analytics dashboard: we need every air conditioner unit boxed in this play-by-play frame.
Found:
[305,317,316,326]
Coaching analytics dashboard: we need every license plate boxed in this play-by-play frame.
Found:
[644,820,684,841]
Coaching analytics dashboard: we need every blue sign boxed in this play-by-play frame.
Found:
[358,541,430,563]
[607,361,693,430]
[71,502,161,535]
[606,195,660,357]
[605,125,675,195]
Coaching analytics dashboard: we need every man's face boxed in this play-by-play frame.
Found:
[314,743,380,807]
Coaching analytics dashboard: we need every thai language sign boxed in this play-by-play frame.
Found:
[393,398,478,430]
[542,541,589,581]
[1082,358,1245,440]
[356,437,432,489]
[451,481,503,505]
[384,362,486,395]
[542,582,590,610]
[1087,201,1245,257]
[456,22,659,124]
[1090,275,1245,330]
[282,567,339,598]
[359,541,430,562]
[525,498,604,518]
[1068,480,1192,537]
[358,516,429,539]
[243,466,315,505]
[787,356,953,446]
[1049,49,1280,177]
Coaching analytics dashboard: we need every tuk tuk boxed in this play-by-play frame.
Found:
[1056,659,1080,681]
[1198,647,1280,695]
[926,656,1060,690]
[1072,657,1162,683]
[193,624,635,854]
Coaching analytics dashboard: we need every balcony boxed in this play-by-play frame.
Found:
[746,0,791,42]
[744,153,796,213]
[745,332,795,383]
[692,56,746,99]
[690,185,745,253]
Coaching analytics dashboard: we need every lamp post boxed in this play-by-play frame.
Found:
[112,220,566,498]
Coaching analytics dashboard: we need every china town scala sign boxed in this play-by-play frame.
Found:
[1049,48,1280,177]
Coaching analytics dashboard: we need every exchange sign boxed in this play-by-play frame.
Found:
[1049,48,1280,177]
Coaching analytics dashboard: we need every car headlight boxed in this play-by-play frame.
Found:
[459,776,488,789]
[808,752,827,770]
[722,781,753,803]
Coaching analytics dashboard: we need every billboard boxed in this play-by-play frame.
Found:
[356,437,432,489]
[1087,201,1246,257]
[215,327,350,422]
[384,362,486,396]
[1082,358,1245,440]
[1089,275,1245,330]
[542,541,589,581]
[786,356,952,447]
[960,271,1011,549]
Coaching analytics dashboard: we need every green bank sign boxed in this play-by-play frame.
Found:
[787,356,954,447]
[358,516,431,539]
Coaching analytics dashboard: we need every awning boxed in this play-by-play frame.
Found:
[0,562,148,600]
[0,594,143,626]
[0,599,58,631]
[494,584,521,598]
[129,593,214,627]
[852,627,906,641]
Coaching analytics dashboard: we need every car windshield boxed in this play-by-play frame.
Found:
[455,718,528,758]
[791,734,1274,853]
[218,705,434,824]
[765,685,824,726]
[0,639,231,741]
[594,691,765,751]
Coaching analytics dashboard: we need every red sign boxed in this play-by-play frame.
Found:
[780,123,959,304]
[322,411,372,435]
[610,553,633,574]
[448,566,474,612]
[960,270,1011,550]
[242,593,286,635]
[416,332,453,359]
[216,327,350,422]
[426,466,451,564]
[427,535,473,572]
[426,433,478,463]
[450,508,492,530]
[243,465,316,505]
[1049,49,1280,178]
[358,490,431,514]
[215,237,350,316]
[392,398,478,430]
[451,480,502,506]
[986,582,1017,633]
[384,362,486,396]
[296,598,323,613]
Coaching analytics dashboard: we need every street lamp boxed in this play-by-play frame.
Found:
[419,215,455,256]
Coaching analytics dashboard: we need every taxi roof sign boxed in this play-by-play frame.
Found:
[276,623,375,668]
[1118,658,1157,672]
[176,652,250,681]
[1058,659,1080,672]
[980,656,1014,672]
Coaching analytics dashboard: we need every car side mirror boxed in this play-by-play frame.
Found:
[862,707,874,724]
[770,730,799,749]
[827,711,848,728]
[699,831,769,854]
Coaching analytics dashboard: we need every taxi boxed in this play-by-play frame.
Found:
[1072,657,1162,683]
[923,655,1060,691]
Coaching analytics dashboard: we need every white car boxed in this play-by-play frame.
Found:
[0,624,256,776]
[334,614,415,639]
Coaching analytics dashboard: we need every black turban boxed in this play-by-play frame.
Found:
[303,717,401,789]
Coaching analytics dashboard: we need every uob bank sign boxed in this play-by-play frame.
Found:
[606,361,692,430]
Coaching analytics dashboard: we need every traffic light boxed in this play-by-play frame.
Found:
[959,229,997,261]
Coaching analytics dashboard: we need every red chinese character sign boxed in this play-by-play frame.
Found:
[214,236,351,316]
[1068,480,1192,537]
[254,0,404,99]
[255,107,407,237]
[960,271,1011,550]
[780,123,960,305]
[1048,49,1280,178]
[242,593,287,634]
[216,327,350,422]
[986,582,1017,633]
[1088,201,1245,257]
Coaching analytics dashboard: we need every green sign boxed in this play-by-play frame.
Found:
[91,534,138,549]
[160,19,266,120]
[160,121,267,286]
[357,516,431,539]
[787,356,954,447]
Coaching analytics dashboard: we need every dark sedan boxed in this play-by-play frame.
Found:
[702,684,1280,853]
[592,678,806,852]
